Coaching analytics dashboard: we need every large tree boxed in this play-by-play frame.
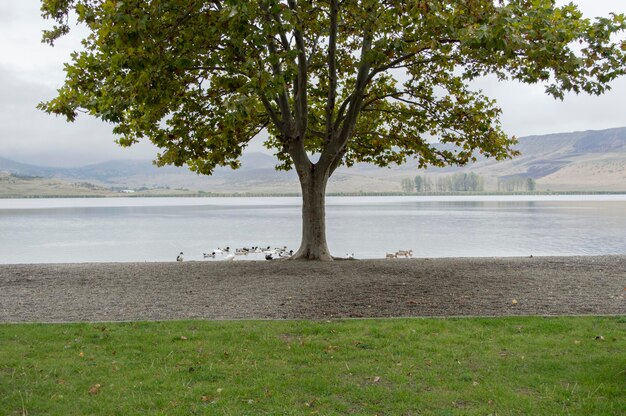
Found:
[40,0,625,260]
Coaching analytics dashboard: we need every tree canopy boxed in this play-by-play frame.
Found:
[40,0,626,259]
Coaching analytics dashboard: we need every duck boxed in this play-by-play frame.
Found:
[265,253,273,261]
[203,252,216,258]
[176,252,184,262]
[278,249,293,258]
[346,253,355,259]
[223,253,235,261]
[396,249,413,258]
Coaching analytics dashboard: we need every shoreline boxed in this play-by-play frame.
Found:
[0,252,625,266]
[2,191,626,199]
[1,256,624,323]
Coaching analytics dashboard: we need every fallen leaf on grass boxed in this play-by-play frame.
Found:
[511,299,518,305]
[373,376,381,383]
[79,351,85,358]
[88,384,102,394]
[305,398,318,408]
[201,396,210,402]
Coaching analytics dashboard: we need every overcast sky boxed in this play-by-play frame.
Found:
[1,2,625,167]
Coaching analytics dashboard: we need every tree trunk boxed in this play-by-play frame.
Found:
[291,166,333,261]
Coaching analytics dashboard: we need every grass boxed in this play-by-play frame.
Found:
[1,317,624,415]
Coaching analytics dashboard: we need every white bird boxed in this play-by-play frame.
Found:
[203,252,216,258]
[223,253,235,261]
[176,252,184,262]
[213,246,230,254]
[346,253,355,259]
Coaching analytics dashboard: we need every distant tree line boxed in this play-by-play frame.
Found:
[497,176,536,192]
[403,173,485,193]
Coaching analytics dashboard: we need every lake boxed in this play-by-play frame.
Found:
[0,195,625,264]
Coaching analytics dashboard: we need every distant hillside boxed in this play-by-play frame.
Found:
[458,128,626,191]
[0,172,115,197]
[1,127,626,194]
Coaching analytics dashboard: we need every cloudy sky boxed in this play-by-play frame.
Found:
[1,2,625,167]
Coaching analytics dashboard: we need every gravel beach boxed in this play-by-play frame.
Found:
[0,256,624,323]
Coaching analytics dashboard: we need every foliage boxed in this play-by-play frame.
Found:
[39,0,626,176]
[1,317,624,415]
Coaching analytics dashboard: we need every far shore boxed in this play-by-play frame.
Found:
[1,256,624,323]
[2,190,626,199]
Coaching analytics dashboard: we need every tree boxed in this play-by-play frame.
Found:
[39,0,626,260]
[414,175,424,193]
[401,177,415,193]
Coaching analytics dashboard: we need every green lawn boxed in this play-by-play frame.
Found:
[1,317,624,415]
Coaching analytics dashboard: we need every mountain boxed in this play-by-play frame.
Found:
[1,127,626,193]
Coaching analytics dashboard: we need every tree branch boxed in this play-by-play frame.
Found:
[288,0,309,140]
[318,28,374,173]
[262,18,294,135]
[259,93,286,136]
[325,0,339,141]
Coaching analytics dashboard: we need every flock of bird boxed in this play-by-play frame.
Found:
[176,247,413,261]
[176,246,294,262]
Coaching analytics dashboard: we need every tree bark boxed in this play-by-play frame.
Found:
[291,165,333,261]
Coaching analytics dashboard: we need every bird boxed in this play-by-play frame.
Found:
[213,246,230,254]
[223,253,235,261]
[176,252,184,262]
[265,253,273,261]
[346,253,355,259]
[203,252,216,258]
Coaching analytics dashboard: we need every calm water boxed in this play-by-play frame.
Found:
[0,195,625,263]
